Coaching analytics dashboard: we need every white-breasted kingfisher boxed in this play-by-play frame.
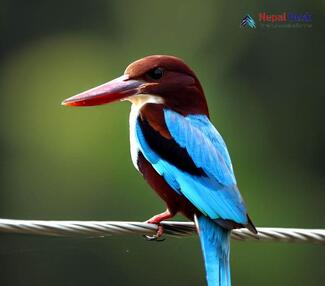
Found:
[62,55,257,286]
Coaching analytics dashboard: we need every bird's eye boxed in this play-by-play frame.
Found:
[146,67,164,80]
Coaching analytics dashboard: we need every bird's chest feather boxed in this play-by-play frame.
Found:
[129,104,141,171]
[128,95,165,172]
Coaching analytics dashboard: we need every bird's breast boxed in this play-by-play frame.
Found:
[128,95,165,172]
[129,104,141,171]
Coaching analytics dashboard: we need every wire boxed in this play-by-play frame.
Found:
[0,219,324,244]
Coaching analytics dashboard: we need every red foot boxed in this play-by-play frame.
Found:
[146,209,174,224]
[145,209,174,241]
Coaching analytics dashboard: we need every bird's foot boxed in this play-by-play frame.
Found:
[143,224,165,242]
[143,210,173,242]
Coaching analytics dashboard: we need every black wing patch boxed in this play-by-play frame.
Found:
[138,117,206,177]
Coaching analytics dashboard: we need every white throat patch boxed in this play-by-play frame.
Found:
[128,94,164,171]
[125,94,164,106]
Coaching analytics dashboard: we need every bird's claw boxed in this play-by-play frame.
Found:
[143,234,166,242]
[143,224,166,242]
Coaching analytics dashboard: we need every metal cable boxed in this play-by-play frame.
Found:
[0,219,324,244]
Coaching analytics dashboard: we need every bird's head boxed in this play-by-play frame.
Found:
[62,55,209,116]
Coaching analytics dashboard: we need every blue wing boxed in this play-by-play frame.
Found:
[165,110,236,186]
[135,109,247,224]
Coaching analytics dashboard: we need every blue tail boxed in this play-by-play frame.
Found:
[196,215,231,286]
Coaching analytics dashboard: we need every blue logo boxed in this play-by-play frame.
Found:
[241,15,256,28]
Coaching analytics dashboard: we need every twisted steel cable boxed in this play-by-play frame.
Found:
[0,218,324,244]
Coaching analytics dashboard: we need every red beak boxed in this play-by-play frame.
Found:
[62,75,144,107]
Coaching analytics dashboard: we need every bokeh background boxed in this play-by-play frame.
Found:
[1,1,324,285]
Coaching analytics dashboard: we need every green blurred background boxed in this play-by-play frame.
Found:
[1,1,324,285]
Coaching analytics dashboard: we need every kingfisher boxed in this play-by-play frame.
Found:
[62,55,257,286]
